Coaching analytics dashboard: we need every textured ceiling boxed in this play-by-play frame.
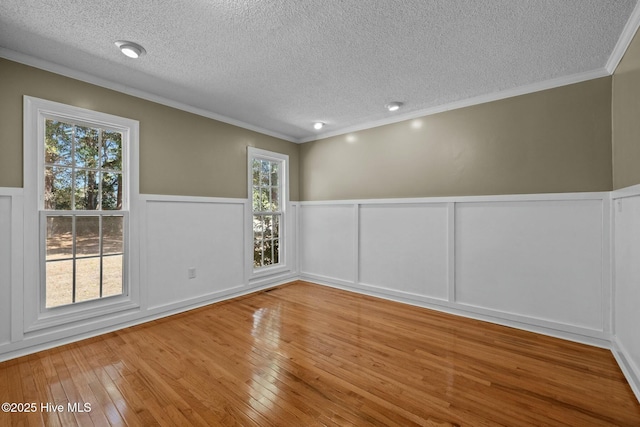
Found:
[0,0,638,142]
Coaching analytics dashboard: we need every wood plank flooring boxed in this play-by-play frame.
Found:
[0,281,638,426]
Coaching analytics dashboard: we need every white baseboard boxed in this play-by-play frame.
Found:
[300,273,612,349]
[611,336,640,403]
[0,277,291,363]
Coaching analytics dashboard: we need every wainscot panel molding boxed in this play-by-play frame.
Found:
[143,196,246,310]
[0,193,297,362]
[299,204,357,284]
[3,187,639,405]
[612,183,640,402]
[0,188,23,346]
[298,192,612,348]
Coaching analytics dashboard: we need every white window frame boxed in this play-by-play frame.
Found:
[23,96,140,333]
[247,147,289,278]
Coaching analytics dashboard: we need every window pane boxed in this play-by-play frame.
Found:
[252,159,260,186]
[260,160,270,186]
[103,216,124,255]
[76,216,100,258]
[273,239,279,264]
[46,216,73,261]
[44,166,72,210]
[263,239,272,266]
[270,188,279,210]
[102,255,123,297]
[74,126,100,169]
[74,170,99,210]
[45,120,72,166]
[253,239,262,268]
[101,130,122,171]
[46,260,73,308]
[270,162,279,187]
[263,215,272,239]
[252,186,261,211]
[75,257,100,303]
[273,215,280,239]
[102,172,122,210]
[253,215,263,240]
[260,188,269,211]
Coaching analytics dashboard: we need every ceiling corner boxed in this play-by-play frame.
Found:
[605,0,640,74]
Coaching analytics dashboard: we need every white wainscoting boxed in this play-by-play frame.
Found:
[612,184,640,402]
[300,204,356,284]
[0,190,17,345]
[2,186,640,403]
[359,203,450,300]
[0,188,24,349]
[0,193,297,362]
[143,196,246,310]
[299,193,611,346]
[455,200,605,332]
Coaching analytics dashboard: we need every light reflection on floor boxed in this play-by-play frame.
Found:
[250,304,283,412]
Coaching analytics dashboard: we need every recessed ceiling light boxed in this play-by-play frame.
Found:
[385,102,403,112]
[115,41,146,59]
[313,122,325,130]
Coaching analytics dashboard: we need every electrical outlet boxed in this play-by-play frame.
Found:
[188,268,196,279]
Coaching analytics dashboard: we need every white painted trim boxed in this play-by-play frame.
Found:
[247,147,291,281]
[0,276,294,364]
[612,182,640,199]
[298,191,610,206]
[300,195,610,342]
[611,336,640,403]
[247,271,299,288]
[23,96,141,332]
[147,284,245,311]
[610,183,640,404]
[299,69,610,143]
[0,47,615,146]
[140,194,247,205]
[291,202,301,275]
[0,48,297,143]
[0,187,23,196]
[446,202,456,302]
[601,195,612,335]
[300,274,611,349]
[138,195,149,311]
[9,194,24,343]
[353,204,360,284]
[300,271,608,339]
[606,0,640,74]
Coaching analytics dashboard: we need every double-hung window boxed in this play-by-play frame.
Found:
[248,147,288,273]
[24,96,139,321]
[43,118,126,308]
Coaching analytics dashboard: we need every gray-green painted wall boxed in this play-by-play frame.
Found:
[613,29,640,190]
[0,59,301,200]
[300,78,613,200]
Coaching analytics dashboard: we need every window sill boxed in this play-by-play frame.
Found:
[250,264,291,279]
[25,297,140,334]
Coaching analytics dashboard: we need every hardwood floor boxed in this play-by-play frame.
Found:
[1,281,638,426]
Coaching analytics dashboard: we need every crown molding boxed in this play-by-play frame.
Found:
[298,67,610,143]
[605,0,640,74]
[0,47,297,143]
[0,45,622,146]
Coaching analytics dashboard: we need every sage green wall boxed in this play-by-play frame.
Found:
[300,78,613,200]
[1,58,617,201]
[613,29,640,190]
[0,58,300,200]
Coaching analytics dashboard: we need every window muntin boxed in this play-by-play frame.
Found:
[42,118,126,308]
